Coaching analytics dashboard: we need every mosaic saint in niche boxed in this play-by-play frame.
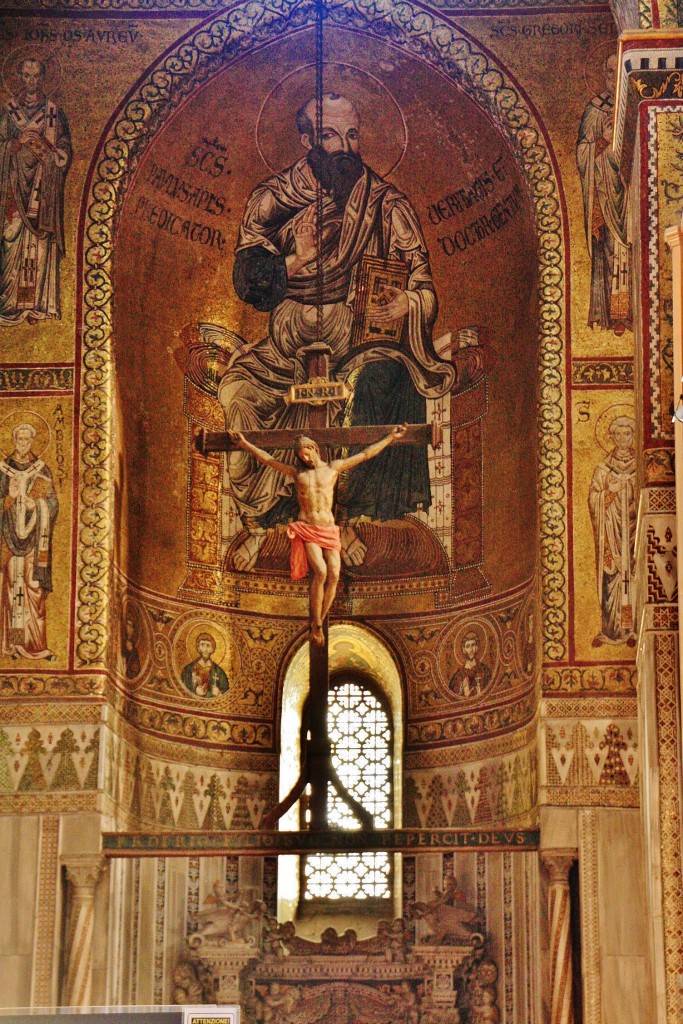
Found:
[0,416,58,660]
[0,53,72,325]
[576,53,631,335]
[588,412,636,647]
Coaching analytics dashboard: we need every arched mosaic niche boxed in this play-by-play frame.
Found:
[77,0,567,667]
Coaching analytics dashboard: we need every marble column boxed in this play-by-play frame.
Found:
[543,851,576,1024]
[62,855,105,1008]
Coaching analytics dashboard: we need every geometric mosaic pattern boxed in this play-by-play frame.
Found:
[404,744,537,828]
[540,719,639,808]
[103,727,277,830]
[653,633,683,1020]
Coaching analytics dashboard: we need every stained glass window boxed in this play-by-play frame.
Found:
[302,677,393,901]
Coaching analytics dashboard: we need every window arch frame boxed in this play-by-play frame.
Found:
[277,623,404,923]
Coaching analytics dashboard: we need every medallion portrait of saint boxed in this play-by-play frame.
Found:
[0,53,72,325]
[217,87,454,572]
[588,412,637,647]
[448,631,492,699]
[576,53,631,335]
[0,417,58,660]
[180,631,230,698]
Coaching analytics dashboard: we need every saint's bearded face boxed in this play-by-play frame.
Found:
[197,639,214,661]
[302,104,364,208]
[307,146,364,208]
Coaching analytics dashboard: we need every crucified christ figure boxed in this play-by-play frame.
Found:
[227,425,407,644]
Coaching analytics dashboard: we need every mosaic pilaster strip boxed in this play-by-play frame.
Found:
[524,856,534,1023]
[402,855,416,943]
[131,858,141,999]
[503,851,514,1023]
[30,815,60,1007]
[476,852,487,917]
[225,855,239,902]
[579,810,602,1024]
[153,858,166,1005]
[263,856,278,917]
[186,856,200,936]
[653,633,683,1021]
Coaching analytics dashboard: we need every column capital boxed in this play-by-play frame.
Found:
[62,854,106,891]
[665,215,683,252]
[541,849,577,883]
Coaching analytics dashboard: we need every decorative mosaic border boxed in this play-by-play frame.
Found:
[653,632,683,1018]
[0,366,74,393]
[103,703,278,771]
[571,359,634,387]
[0,676,105,699]
[0,792,99,813]
[542,787,639,807]
[0,701,102,725]
[2,0,613,9]
[542,665,637,694]
[542,696,637,717]
[646,104,666,440]
[404,720,536,769]
[77,0,567,667]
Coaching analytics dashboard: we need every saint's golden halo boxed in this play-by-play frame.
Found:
[256,61,408,178]
[583,40,618,100]
[449,621,489,662]
[0,410,51,461]
[2,47,62,98]
[594,402,635,454]
[182,621,229,668]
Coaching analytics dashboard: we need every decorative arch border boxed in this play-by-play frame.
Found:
[76,0,567,666]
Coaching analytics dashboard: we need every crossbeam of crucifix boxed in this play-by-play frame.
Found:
[197,422,441,456]
[198,343,440,832]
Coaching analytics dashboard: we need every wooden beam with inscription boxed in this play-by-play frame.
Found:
[102,828,540,857]
[196,422,442,456]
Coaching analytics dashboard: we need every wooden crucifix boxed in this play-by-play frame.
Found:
[197,342,441,831]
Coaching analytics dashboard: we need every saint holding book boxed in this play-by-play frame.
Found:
[219,92,454,571]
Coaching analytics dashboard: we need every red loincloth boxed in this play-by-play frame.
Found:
[286,522,341,581]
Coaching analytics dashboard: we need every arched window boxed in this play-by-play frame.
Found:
[301,674,393,903]
[277,623,403,923]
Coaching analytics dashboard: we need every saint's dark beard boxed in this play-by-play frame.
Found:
[307,146,364,208]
